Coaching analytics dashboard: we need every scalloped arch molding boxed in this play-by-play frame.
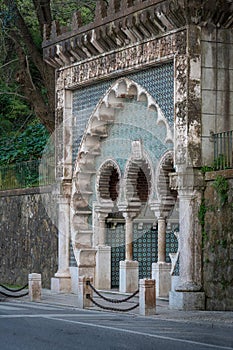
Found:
[71,77,174,248]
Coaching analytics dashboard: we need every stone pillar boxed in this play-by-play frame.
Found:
[139,279,156,316]
[158,217,166,262]
[169,173,205,310]
[176,190,203,292]
[28,273,41,302]
[119,260,139,293]
[98,213,107,246]
[150,207,171,298]
[152,262,171,298]
[94,210,111,290]
[125,213,134,260]
[119,212,139,293]
[51,196,71,293]
[95,245,111,290]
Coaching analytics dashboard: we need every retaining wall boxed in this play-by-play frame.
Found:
[0,187,58,288]
[203,170,233,310]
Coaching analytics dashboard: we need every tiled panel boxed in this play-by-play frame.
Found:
[106,221,179,288]
[72,62,174,166]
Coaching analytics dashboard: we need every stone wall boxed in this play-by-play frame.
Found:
[0,187,58,288]
[201,28,233,165]
[203,170,233,310]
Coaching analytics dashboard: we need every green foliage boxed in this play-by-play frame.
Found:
[198,198,207,227]
[201,165,214,174]
[0,88,31,135]
[198,198,208,245]
[212,175,229,206]
[216,239,227,249]
[0,123,49,165]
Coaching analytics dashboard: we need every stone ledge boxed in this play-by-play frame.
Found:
[205,169,233,181]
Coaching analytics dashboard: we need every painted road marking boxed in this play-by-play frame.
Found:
[45,316,233,350]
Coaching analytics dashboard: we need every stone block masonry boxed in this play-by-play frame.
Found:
[203,171,233,311]
[0,187,58,288]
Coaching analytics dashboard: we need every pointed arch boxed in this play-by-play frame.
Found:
[96,159,121,204]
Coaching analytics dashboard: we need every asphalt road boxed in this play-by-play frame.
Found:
[0,300,232,350]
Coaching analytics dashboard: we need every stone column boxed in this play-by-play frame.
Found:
[176,190,203,291]
[125,213,134,261]
[119,212,139,293]
[169,171,205,310]
[51,196,71,293]
[150,204,172,298]
[157,217,166,263]
[98,213,106,246]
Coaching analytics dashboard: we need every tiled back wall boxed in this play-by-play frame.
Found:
[72,62,174,166]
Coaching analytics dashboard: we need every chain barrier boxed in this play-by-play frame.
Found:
[86,280,139,312]
[86,294,139,312]
[0,284,29,299]
[86,281,139,304]
[0,284,28,293]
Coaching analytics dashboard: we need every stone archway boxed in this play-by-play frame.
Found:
[70,77,174,289]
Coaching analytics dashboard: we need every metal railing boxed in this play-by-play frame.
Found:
[0,158,55,191]
[214,130,233,170]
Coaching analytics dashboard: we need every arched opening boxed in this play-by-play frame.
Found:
[125,160,152,204]
[98,162,120,202]
[136,167,149,202]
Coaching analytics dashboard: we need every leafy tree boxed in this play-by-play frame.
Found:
[0,0,99,133]
[0,122,49,165]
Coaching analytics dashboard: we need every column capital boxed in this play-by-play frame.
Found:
[96,211,108,222]
[169,169,205,193]
[122,211,138,221]
[150,200,174,219]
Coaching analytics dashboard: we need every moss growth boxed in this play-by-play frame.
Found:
[212,175,229,206]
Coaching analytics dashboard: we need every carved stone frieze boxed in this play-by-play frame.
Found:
[63,31,186,89]
[43,1,233,68]
[174,55,188,165]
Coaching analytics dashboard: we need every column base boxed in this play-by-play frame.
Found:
[51,276,71,293]
[119,260,139,293]
[69,267,79,294]
[169,290,205,310]
[152,262,171,298]
[95,245,111,290]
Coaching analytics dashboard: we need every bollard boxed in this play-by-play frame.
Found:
[28,273,41,302]
[77,276,93,309]
[139,279,156,316]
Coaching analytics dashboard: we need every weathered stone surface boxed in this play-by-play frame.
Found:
[203,175,233,311]
[0,189,58,288]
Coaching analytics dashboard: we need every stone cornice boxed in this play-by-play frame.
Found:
[61,29,186,89]
[43,0,233,68]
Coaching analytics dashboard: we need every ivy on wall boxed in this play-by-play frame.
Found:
[0,123,49,166]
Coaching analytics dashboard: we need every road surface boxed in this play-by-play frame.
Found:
[0,300,232,350]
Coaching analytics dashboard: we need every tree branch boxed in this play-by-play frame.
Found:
[0,59,19,70]
[0,91,29,100]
